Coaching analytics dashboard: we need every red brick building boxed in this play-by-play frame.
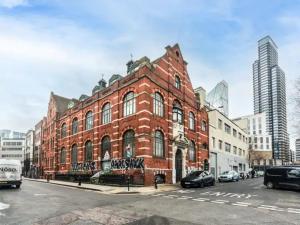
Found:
[40,44,209,185]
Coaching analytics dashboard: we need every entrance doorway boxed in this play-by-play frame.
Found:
[175,149,183,182]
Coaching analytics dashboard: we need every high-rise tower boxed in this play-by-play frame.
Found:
[253,36,289,161]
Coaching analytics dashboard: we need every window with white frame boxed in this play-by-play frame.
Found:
[189,141,196,161]
[153,92,164,117]
[85,111,93,130]
[189,112,195,130]
[123,92,136,117]
[102,102,111,124]
[153,130,164,157]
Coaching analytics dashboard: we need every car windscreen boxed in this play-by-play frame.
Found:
[187,171,203,177]
[221,171,230,175]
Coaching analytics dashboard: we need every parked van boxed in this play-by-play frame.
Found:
[0,159,22,189]
[264,166,300,190]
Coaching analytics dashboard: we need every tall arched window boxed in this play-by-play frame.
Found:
[71,144,78,164]
[123,130,135,158]
[201,120,207,131]
[172,101,183,124]
[72,118,78,135]
[85,141,93,161]
[61,123,67,138]
[153,130,164,157]
[85,111,93,130]
[189,141,196,161]
[101,136,111,159]
[60,147,66,164]
[123,92,135,117]
[153,92,164,117]
[102,103,111,124]
[175,75,181,89]
[189,112,195,130]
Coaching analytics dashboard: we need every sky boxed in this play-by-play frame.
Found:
[0,0,299,149]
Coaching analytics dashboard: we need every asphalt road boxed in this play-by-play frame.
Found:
[0,178,300,225]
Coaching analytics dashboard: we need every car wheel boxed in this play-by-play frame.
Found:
[181,184,186,188]
[266,181,274,189]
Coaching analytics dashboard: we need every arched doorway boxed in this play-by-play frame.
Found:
[175,149,183,182]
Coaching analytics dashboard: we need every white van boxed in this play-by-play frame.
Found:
[0,159,22,189]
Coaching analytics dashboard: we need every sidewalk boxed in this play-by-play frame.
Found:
[24,178,179,195]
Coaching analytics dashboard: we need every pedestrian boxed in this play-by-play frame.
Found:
[251,169,255,179]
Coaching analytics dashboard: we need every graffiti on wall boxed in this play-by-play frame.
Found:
[71,161,96,171]
[111,157,144,170]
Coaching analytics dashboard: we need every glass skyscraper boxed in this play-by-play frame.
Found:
[206,80,229,116]
[253,36,289,161]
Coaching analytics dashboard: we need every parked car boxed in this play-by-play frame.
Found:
[239,171,247,180]
[257,171,264,177]
[218,171,239,182]
[264,167,300,190]
[181,171,215,188]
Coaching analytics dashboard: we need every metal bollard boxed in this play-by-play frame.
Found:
[78,176,82,186]
[127,176,130,191]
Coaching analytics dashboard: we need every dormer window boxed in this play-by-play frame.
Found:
[175,75,181,89]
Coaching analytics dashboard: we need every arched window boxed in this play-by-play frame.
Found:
[189,112,195,130]
[71,144,78,164]
[85,111,93,130]
[123,92,135,117]
[123,130,135,158]
[102,103,111,124]
[201,120,207,131]
[153,130,164,157]
[189,141,196,161]
[85,141,93,161]
[172,101,183,124]
[61,123,67,138]
[175,75,181,89]
[60,147,66,164]
[153,92,164,117]
[101,136,111,159]
[72,118,78,135]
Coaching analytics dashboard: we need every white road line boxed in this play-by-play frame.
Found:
[211,200,228,204]
[192,198,210,202]
[181,196,193,198]
[163,195,174,198]
[288,210,300,214]
[168,195,179,197]
[236,202,252,205]
[260,205,277,208]
[232,203,249,207]
[288,208,300,212]
[0,202,10,211]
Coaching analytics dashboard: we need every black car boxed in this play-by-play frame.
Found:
[181,171,215,188]
[264,166,300,190]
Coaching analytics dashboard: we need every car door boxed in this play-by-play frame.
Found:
[285,169,300,189]
[202,171,210,185]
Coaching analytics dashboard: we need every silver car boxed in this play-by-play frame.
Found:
[218,171,239,182]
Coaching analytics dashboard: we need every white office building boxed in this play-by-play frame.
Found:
[296,139,300,162]
[208,109,249,179]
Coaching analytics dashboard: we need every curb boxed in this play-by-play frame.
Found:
[24,178,104,192]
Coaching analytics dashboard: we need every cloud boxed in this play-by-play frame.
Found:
[0,0,27,8]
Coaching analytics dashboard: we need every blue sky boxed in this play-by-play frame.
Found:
[0,0,299,148]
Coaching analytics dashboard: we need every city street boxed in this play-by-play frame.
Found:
[1,178,300,225]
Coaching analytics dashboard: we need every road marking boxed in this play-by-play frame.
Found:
[177,196,193,200]
[210,200,225,204]
[192,198,210,202]
[232,203,249,207]
[163,195,174,198]
[174,190,195,194]
[287,208,300,214]
[152,194,164,197]
[236,202,252,206]
[258,205,284,211]
[0,202,10,211]
[34,193,47,196]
